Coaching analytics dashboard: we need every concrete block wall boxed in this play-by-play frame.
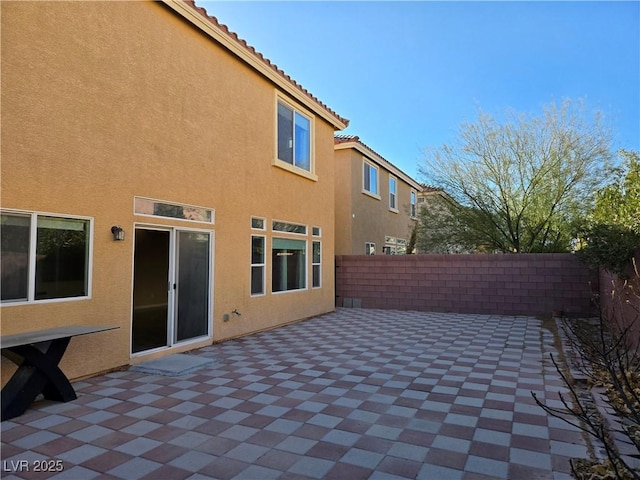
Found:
[599,249,640,348]
[336,253,599,317]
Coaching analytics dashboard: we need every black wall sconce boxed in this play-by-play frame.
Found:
[111,226,125,241]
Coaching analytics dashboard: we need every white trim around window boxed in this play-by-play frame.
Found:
[363,160,380,199]
[1,209,93,305]
[312,240,321,288]
[250,234,266,296]
[272,220,307,235]
[365,242,376,255]
[271,237,307,294]
[134,196,214,224]
[389,176,398,212]
[274,95,317,181]
[410,190,417,218]
[251,216,266,230]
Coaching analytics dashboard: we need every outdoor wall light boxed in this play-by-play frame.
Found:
[111,226,125,241]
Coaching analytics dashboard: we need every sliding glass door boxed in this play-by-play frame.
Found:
[132,227,212,354]
[175,231,210,342]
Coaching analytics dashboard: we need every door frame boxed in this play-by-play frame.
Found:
[130,223,214,357]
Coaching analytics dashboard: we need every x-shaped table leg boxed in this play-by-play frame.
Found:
[1,338,77,421]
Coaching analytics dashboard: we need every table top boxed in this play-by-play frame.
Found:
[1,325,118,349]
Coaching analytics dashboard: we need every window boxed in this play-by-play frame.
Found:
[251,217,265,230]
[251,235,266,296]
[272,238,306,292]
[389,177,397,210]
[384,236,407,255]
[277,100,311,172]
[312,241,321,288]
[363,161,378,196]
[273,221,306,235]
[365,242,376,255]
[396,238,407,255]
[312,226,321,237]
[411,191,417,217]
[1,212,91,303]
[134,197,214,223]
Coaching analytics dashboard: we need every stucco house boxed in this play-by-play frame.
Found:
[415,185,471,254]
[334,135,422,256]
[1,0,348,382]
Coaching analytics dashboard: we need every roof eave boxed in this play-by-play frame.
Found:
[335,141,422,191]
[162,0,348,131]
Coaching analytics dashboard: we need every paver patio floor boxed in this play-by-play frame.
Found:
[1,309,590,479]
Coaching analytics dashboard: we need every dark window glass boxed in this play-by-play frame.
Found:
[251,236,265,295]
[278,102,293,165]
[1,214,30,301]
[35,217,89,300]
[272,238,305,292]
[312,241,321,288]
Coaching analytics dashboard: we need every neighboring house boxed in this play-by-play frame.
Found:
[1,0,347,382]
[334,135,422,255]
[416,185,470,253]
[416,185,449,212]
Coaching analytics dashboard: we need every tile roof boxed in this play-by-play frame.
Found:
[334,134,360,144]
[183,1,348,129]
[419,183,445,193]
[334,134,422,190]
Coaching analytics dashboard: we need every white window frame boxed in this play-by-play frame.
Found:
[362,160,380,199]
[251,216,266,230]
[130,223,214,356]
[396,238,407,255]
[384,236,396,255]
[410,190,417,218]
[271,237,307,294]
[134,196,214,224]
[274,96,317,181]
[272,220,307,235]
[389,176,398,212]
[250,234,266,297]
[365,242,376,255]
[0,209,93,306]
[312,240,321,288]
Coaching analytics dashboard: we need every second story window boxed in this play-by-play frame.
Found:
[363,161,378,196]
[277,100,311,172]
[411,190,417,218]
[389,177,397,211]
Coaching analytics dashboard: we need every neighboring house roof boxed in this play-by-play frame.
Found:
[417,183,456,206]
[419,184,445,193]
[334,135,422,190]
[163,0,348,130]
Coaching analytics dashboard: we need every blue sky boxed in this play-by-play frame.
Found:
[200,1,639,180]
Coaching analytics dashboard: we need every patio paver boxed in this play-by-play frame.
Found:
[1,309,590,479]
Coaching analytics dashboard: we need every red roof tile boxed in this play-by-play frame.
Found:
[184,1,348,128]
[420,184,444,193]
[334,134,422,190]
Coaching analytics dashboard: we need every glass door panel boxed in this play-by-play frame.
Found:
[132,229,170,353]
[175,231,210,342]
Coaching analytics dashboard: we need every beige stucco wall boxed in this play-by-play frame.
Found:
[334,147,417,255]
[1,1,338,382]
[334,149,355,255]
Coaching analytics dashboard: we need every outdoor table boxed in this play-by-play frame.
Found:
[1,325,118,421]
